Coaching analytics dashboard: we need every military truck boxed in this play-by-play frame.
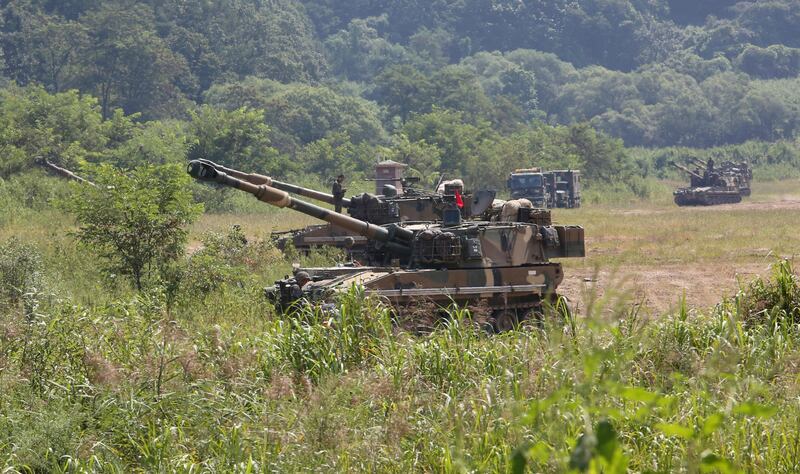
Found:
[507,168,549,207]
[507,168,582,208]
[187,160,585,331]
[545,170,581,208]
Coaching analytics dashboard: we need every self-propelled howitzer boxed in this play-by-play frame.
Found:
[671,161,743,206]
[187,160,585,331]
[198,160,498,254]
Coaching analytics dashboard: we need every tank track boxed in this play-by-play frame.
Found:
[390,294,555,333]
[674,189,743,206]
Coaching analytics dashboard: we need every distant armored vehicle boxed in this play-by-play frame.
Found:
[687,157,752,197]
[507,168,581,208]
[187,160,585,331]
[672,160,743,206]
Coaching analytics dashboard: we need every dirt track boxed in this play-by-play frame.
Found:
[558,192,800,315]
[616,198,800,216]
[559,262,772,316]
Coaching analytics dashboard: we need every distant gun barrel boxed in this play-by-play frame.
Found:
[195,159,351,207]
[687,157,707,168]
[187,160,412,249]
[366,176,420,183]
[671,162,703,179]
[41,159,96,186]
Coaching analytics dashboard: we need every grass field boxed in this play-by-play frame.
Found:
[1,178,799,471]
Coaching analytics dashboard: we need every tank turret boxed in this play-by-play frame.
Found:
[188,160,585,331]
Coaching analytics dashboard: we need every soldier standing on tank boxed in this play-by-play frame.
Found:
[332,174,346,213]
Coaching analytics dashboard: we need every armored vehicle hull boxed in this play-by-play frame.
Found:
[273,263,564,331]
[673,187,743,206]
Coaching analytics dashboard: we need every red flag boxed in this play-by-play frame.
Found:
[454,189,464,208]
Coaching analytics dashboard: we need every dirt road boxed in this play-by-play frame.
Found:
[559,262,772,316]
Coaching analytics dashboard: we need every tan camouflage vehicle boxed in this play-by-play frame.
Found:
[188,160,585,331]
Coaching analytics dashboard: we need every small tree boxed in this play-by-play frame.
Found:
[66,164,202,290]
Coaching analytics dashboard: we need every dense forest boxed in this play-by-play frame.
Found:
[2,0,800,192]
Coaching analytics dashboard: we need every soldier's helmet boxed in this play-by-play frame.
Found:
[295,271,310,282]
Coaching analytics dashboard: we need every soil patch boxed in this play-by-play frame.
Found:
[560,262,771,316]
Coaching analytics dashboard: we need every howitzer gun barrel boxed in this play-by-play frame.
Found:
[671,162,702,179]
[40,159,96,186]
[195,160,351,207]
[688,157,707,168]
[187,160,412,245]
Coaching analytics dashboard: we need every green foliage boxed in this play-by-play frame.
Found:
[0,237,43,309]
[260,84,388,150]
[0,170,74,219]
[737,44,800,79]
[384,133,442,180]
[179,225,282,299]
[4,0,800,155]
[75,2,191,119]
[402,109,494,182]
[175,0,326,83]
[324,15,410,82]
[102,119,188,169]
[0,5,88,92]
[205,79,388,153]
[64,164,202,290]
[297,132,378,179]
[0,85,107,177]
[186,105,282,174]
[736,260,800,327]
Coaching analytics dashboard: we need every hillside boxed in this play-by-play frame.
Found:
[2,1,800,154]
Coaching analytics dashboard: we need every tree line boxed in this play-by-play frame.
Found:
[1,0,799,193]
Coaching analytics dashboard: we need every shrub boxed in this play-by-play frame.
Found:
[64,164,202,290]
[737,260,800,326]
[0,237,43,309]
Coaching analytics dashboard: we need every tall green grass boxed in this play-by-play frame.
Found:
[2,251,799,471]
